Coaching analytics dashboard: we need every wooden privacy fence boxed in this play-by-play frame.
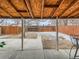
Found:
[58,26,79,35]
[0,26,79,35]
[0,26,22,35]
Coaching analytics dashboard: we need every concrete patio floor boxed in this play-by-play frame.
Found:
[0,49,79,59]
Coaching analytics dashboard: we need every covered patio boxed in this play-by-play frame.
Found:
[0,0,79,59]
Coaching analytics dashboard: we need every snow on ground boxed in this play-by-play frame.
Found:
[0,34,42,50]
[0,32,78,59]
[0,32,77,50]
[37,32,77,44]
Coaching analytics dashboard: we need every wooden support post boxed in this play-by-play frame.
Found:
[23,20,26,38]
[56,16,59,51]
[21,18,24,51]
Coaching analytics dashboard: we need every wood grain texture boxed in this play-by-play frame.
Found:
[69,9,79,17]
[61,0,79,17]
[0,8,11,17]
[53,0,74,17]
[0,0,21,17]
[10,0,28,11]
[45,0,58,5]
[29,0,42,17]
[0,0,79,18]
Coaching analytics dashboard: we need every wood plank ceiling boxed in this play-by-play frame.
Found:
[0,0,79,19]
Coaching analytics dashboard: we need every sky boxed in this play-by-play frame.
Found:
[0,19,54,26]
[0,19,79,26]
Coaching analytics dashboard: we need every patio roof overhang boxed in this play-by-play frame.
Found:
[0,0,79,19]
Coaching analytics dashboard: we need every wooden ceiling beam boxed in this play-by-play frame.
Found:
[41,0,44,18]
[74,14,79,18]
[49,0,62,17]
[0,7,12,17]
[10,0,31,18]
[44,7,55,18]
[45,0,58,5]
[10,0,28,12]
[8,0,30,18]
[53,0,74,17]
[44,0,62,18]
[1,16,79,19]
[17,10,27,12]
[56,0,62,5]
[29,0,42,17]
[9,0,31,18]
[68,9,79,17]
[8,0,23,17]
[49,8,57,17]
[61,0,79,17]
[25,0,34,18]
[44,5,59,8]
[0,16,54,19]
[44,0,60,18]
[11,0,30,17]
[0,0,21,17]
